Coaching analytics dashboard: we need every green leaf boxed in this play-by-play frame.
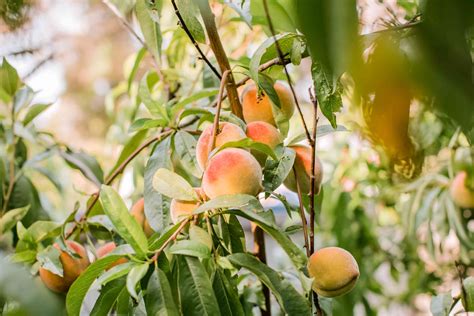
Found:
[0,256,62,316]
[173,89,219,117]
[127,47,147,93]
[211,138,277,161]
[152,168,198,201]
[193,194,260,215]
[285,124,348,146]
[176,0,206,43]
[212,268,245,316]
[36,245,63,277]
[0,58,22,99]
[129,118,167,132]
[145,137,172,232]
[16,221,61,251]
[107,130,148,178]
[66,255,126,316]
[228,253,311,316]
[60,149,104,187]
[177,256,220,316]
[13,86,35,114]
[135,0,162,59]
[223,209,307,269]
[263,146,295,191]
[173,131,201,178]
[169,240,211,258]
[189,225,213,250]
[0,205,30,234]
[99,185,149,257]
[138,72,166,117]
[311,61,343,128]
[296,0,359,80]
[127,262,149,300]
[145,269,179,316]
[23,103,52,126]
[430,293,453,316]
[97,262,134,286]
[90,279,126,316]
[250,0,296,33]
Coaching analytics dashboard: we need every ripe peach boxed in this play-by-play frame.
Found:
[246,121,282,165]
[96,242,128,268]
[307,247,359,298]
[170,188,206,224]
[39,240,90,293]
[450,171,474,208]
[202,148,263,199]
[196,122,246,170]
[241,82,295,126]
[283,145,323,194]
[131,198,155,237]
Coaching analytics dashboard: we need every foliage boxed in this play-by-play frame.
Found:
[0,0,473,315]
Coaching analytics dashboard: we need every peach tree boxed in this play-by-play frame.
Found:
[0,0,473,315]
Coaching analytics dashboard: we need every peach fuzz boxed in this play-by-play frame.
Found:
[241,82,295,126]
[202,148,263,199]
[170,188,206,224]
[196,122,246,170]
[450,171,474,208]
[284,145,323,194]
[131,198,155,237]
[307,247,359,298]
[246,121,282,165]
[39,240,90,293]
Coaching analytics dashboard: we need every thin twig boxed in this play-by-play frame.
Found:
[197,0,243,119]
[170,0,221,80]
[65,130,173,238]
[308,88,319,255]
[294,167,310,257]
[24,53,54,79]
[210,70,230,151]
[261,0,312,142]
[152,218,190,261]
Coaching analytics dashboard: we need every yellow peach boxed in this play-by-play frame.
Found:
[196,122,246,170]
[308,247,359,298]
[241,82,295,126]
[170,188,206,224]
[202,148,263,199]
[246,121,282,165]
[283,145,323,194]
[39,240,90,293]
[450,171,474,208]
[131,198,155,237]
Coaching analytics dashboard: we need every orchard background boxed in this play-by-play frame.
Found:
[0,0,473,315]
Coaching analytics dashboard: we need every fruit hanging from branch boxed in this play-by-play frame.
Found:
[284,145,323,194]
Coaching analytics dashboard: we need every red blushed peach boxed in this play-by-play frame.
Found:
[96,242,128,268]
[39,240,90,293]
[283,145,323,194]
[308,247,359,298]
[196,122,246,170]
[170,188,206,224]
[450,171,474,208]
[246,121,282,165]
[131,198,155,237]
[202,148,263,199]
[241,82,295,126]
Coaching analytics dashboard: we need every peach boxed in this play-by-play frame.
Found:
[450,171,474,208]
[39,240,90,293]
[283,145,323,194]
[96,242,128,268]
[202,148,263,199]
[196,122,246,170]
[246,121,282,165]
[131,198,155,237]
[241,82,295,126]
[307,247,359,298]
[170,188,206,224]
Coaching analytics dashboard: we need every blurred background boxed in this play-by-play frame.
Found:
[1,0,473,315]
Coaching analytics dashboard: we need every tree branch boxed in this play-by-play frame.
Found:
[170,0,221,80]
[197,1,243,119]
[210,70,231,151]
